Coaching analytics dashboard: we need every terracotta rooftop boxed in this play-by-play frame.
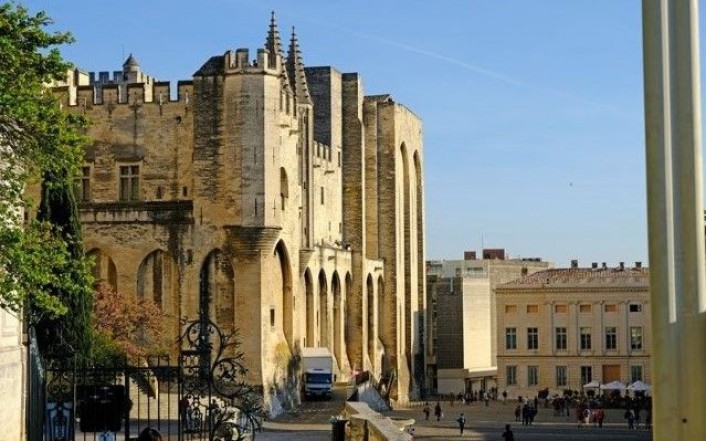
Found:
[499,267,649,289]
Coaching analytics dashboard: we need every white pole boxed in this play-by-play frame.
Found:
[642,0,706,439]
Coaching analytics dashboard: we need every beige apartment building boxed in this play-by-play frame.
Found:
[426,249,551,395]
[496,261,651,399]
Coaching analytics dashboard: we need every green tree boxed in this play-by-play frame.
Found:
[0,3,93,358]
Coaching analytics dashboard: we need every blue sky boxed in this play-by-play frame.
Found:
[23,0,702,267]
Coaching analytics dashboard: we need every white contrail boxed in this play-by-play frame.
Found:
[229,1,633,116]
[331,24,632,116]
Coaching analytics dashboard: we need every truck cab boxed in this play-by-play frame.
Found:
[301,347,333,400]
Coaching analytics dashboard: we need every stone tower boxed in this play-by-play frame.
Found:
[51,12,425,409]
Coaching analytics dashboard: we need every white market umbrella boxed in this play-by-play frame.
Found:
[583,380,601,389]
[600,380,626,391]
[627,380,652,392]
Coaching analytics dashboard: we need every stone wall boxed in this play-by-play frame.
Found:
[48,15,425,410]
[0,309,24,441]
[342,402,412,441]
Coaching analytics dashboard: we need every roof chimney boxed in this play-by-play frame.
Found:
[591,262,598,269]
[635,261,642,269]
[570,259,579,269]
[619,262,625,270]
[602,262,607,269]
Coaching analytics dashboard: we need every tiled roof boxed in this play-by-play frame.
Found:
[499,267,649,289]
[193,56,224,76]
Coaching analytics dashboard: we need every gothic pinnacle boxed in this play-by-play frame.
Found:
[286,27,312,105]
[264,11,285,72]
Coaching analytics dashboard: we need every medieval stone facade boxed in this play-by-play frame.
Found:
[52,14,425,407]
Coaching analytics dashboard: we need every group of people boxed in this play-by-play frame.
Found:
[624,407,652,430]
[439,388,498,408]
[514,403,538,425]
[576,403,605,428]
[420,401,515,440]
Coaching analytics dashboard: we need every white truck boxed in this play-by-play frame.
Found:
[301,347,333,400]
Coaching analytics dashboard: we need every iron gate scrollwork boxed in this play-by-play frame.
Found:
[179,318,263,441]
[40,317,262,441]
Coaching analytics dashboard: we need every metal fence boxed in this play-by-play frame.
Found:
[37,318,263,441]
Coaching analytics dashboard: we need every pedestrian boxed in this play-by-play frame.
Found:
[484,391,490,407]
[625,408,636,429]
[422,403,430,421]
[501,424,515,441]
[595,407,605,428]
[178,395,190,426]
[407,426,415,439]
[645,408,652,430]
[583,407,591,427]
[137,428,162,441]
[514,405,521,422]
[434,401,443,421]
[576,405,585,429]
[502,389,507,404]
[522,404,530,426]
[534,396,538,409]
[456,413,466,436]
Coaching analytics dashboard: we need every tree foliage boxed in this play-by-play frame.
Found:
[0,3,93,356]
[92,283,172,362]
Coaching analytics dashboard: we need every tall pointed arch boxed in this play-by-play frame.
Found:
[366,274,375,368]
[318,269,329,348]
[87,248,117,290]
[275,240,293,347]
[332,271,342,368]
[304,269,315,347]
[136,249,178,315]
[345,271,362,370]
[401,142,412,369]
[200,250,235,333]
[376,275,385,369]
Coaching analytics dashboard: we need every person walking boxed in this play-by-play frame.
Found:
[501,424,515,441]
[625,408,636,429]
[434,402,443,421]
[502,390,507,404]
[456,413,466,436]
[514,405,521,422]
[595,407,605,428]
[422,403,430,421]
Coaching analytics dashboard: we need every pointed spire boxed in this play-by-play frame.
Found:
[286,27,312,105]
[123,53,140,73]
[265,11,284,69]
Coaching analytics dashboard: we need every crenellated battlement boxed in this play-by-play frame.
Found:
[220,47,282,75]
[56,74,193,108]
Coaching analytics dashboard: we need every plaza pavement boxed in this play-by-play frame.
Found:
[261,397,653,441]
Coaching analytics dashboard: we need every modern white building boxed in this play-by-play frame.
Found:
[426,249,551,395]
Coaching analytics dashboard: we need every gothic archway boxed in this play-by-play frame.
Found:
[318,270,329,348]
[275,241,293,347]
[200,250,235,333]
[332,271,342,368]
[87,248,118,290]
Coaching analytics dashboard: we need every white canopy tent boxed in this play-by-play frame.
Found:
[582,380,601,389]
[600,380,626,391]
[627,380,652,392]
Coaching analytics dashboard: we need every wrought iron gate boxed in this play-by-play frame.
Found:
[42,318,262,441]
